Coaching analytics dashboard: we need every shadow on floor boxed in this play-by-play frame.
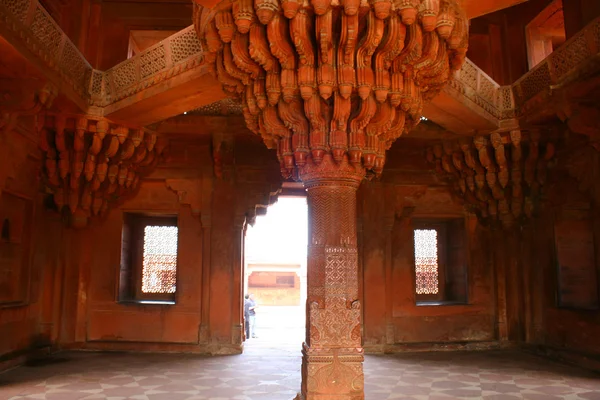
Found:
[1,349,599,399]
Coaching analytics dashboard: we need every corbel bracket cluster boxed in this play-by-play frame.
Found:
[428,130,558,228]
[41,115,168,227]
[193,0,469,180]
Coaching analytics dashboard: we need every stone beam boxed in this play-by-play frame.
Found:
[101,27,227,126]
[103,64,225,126]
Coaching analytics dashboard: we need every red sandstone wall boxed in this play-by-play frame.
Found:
[0,116,65,365]
[83,184,204,344]
[55,134,282,353]
[525,180,600,358]
[56,138,210,350]
[359,183,496,350]
[468,0,555,84]
[359,141,497,350]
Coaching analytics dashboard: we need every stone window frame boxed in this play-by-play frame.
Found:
[412,218,469,306]
[118,212,179,305]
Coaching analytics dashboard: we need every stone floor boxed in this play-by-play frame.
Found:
[1,348,599,400]
[1,309,599,400]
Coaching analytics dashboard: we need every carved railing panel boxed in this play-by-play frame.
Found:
[513,17,600,110]
[101,26,205,106]
[0,0,206,108]
[0,0,95,102]
[447,58,512,120]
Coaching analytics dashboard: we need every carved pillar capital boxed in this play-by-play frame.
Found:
[299,154,365,189]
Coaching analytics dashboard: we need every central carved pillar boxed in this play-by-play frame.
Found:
[298,154,365,400]
[192,0,469,396]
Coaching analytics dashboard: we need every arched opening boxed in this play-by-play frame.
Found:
[243,188,307,350]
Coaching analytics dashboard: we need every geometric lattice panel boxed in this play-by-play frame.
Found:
[142,225,178,294]
[414,229,439,295]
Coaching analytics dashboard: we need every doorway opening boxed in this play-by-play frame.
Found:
[243,187,307,351]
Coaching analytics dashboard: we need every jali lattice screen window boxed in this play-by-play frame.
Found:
[119,214,178,303]
[142,225,178,294]
[414,229,439,295]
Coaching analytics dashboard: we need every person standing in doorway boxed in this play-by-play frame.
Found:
[244,294,251,340]
[248,293,258,338]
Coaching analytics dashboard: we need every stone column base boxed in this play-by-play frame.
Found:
[299,344,365,400]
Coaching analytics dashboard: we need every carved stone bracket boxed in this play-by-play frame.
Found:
[41,115,168,227]
[165,179,203,217]
[428,130,558,227]
[194,0,469,180]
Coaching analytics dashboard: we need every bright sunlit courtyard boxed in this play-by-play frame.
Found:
[244,196,308,347]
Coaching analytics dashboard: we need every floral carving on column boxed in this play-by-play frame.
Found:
[41,115,168,227]
[428,130,557,228]
[300,154,365,399]
[193,1,467,398]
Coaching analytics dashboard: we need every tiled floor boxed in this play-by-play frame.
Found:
[1,348,599,400]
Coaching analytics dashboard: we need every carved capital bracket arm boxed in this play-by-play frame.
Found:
[41,114,169,227]
[427,129,558,228]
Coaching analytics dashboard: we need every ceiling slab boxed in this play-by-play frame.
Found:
[463,0,529,18]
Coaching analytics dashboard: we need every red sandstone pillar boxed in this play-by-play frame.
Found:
[297,155,365,400]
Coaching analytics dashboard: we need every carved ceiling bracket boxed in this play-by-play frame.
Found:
[0,80,57,136]
[193,0,469,181]
[428,129,558,228]
[41,115,168,228]
[238,181,282,227]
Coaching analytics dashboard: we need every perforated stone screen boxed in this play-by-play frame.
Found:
[414,229,439,295]
[142,225,178,294]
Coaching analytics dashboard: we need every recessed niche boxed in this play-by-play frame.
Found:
[0,192,33,305]
[1,218,9,242]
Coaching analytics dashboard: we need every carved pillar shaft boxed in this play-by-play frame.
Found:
[299,155,364,400]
